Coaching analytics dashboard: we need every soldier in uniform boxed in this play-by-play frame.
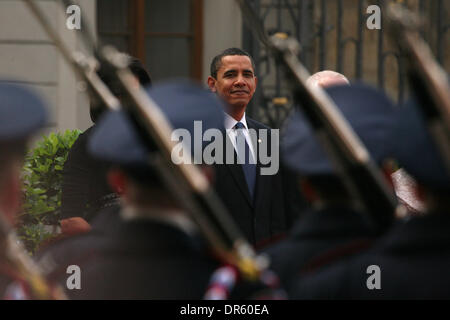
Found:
[0,83,47,297]
[292,97,450,299]
[38,80,266,299]
[264,83,399,294]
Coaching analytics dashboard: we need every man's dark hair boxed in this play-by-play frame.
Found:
[90,56,152,123]
[128,57,152,87]
[210,48,256,79]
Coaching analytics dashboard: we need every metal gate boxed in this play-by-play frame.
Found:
[242,0,450,128]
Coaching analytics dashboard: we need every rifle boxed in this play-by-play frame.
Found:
[23,0,268,282]
[386,3,450,174]
[235,0,399,234]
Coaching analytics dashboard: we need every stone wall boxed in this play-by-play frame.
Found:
[0,0,96,133]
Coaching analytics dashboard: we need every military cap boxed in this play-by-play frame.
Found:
[281,82,396,176]
[88,80,225,169]
[390,98,450,191]
[0,83,47,143]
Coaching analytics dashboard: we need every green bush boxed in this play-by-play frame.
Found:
[18,130,82,254]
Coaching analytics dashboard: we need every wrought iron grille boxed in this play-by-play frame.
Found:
[242,0,450,128]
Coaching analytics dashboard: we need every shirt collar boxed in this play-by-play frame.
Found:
[224,112,248,130]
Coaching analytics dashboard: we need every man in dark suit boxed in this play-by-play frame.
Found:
[207,48,289,248]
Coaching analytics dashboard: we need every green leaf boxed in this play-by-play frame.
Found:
[19,129,82,254]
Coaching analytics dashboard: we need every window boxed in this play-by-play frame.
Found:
[97,0,203,81]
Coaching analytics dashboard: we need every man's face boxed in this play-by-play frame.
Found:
[208,55,257,111]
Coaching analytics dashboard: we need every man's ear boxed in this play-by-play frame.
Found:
[107,168,127,196]
[0,171,21,226]
[200,165,215,184]
[207,76,217,92]
[414,183,427,202]
[382,160,397,190]
[298,177,318,203]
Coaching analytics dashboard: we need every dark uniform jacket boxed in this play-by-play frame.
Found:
[265,206,375,293]
[213,118,290,248]
[292,211,450,299]
[39,209,219,299]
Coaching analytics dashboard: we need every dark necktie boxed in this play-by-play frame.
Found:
[234,122,256,199]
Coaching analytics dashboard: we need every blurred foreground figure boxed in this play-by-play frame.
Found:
[292,98,450,299]
[0,83,47,297]
[38,81,268,299]
[306,71,423,214]
[265,83,398,294]
[59,57,151,236]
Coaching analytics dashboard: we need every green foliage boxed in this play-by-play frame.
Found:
[19,223,59,255]
[18,130,81,253]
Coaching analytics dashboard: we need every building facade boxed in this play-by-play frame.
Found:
[0,0,242,132]
[1,0,449,132]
